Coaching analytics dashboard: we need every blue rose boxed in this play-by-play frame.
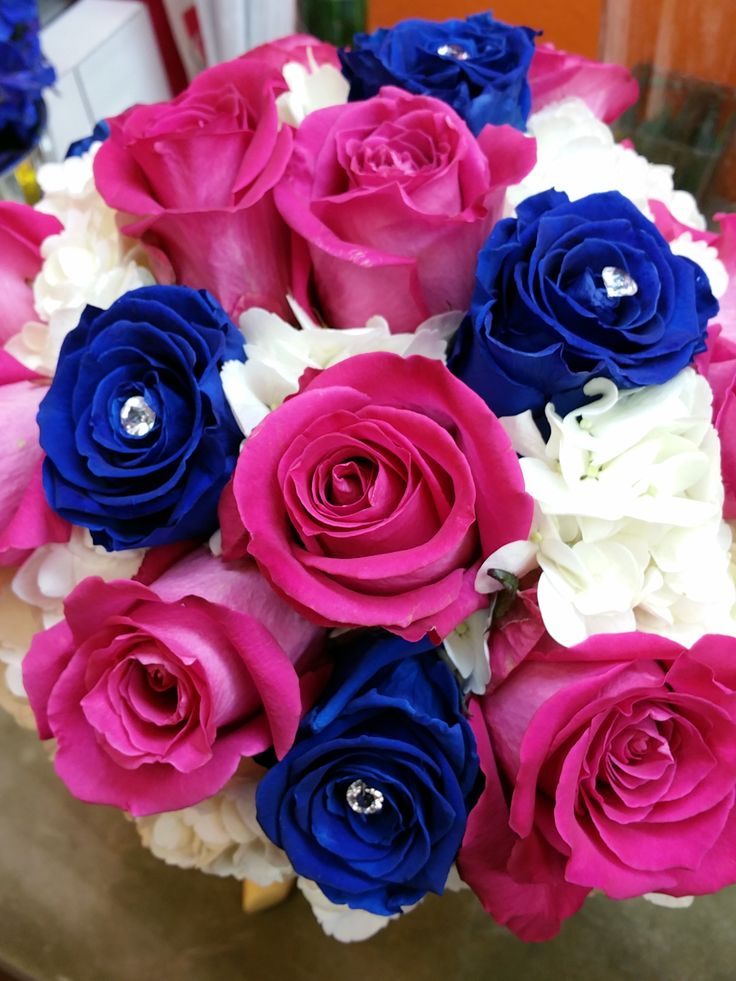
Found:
[66,119,110,159]
[38,285,245,550]
[0,1,40,43]
[0,37,54,164]
[448,189,719,417]
[256,632,481,915]
[339,13,539,134]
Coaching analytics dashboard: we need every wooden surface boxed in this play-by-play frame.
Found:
[1,706,735,981]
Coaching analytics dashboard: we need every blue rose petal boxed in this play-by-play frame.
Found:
[38,285,245,550]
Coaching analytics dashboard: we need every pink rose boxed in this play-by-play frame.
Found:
[275,86,536,333]
[94,58,294,320]
[0,202,61,344]
[459,632,736,939]
[696,326,736,517]
[225,352,532,641]
[241,33,340,73]
[23,549,325,815]
[0,350,69,565]
[528,43,639,125]
[651,201,736,342]
[650,202,736,514]
[458,698,589,941]
[487,580,546,689]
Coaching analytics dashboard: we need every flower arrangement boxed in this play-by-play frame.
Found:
[1,10,736,944]
[0,0,54,172]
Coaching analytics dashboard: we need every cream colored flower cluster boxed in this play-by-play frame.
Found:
[505,98,706,230]
[221,300,460,436]
[480,369,736,647]
[136,774,293,885]
[6,144,154,375]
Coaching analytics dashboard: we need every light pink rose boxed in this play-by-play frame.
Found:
[94,58,294,320]
[459,632,736,939]
[528,43,639,125]
[0,350,69,565]
[23,549,325,815]
[275,86,536,333]
[225,352,532,641]
[0,202,61,344]
[240,33,340,73]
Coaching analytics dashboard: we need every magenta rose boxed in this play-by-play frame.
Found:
[23,549,325,815]
[0,350,69,565]
[528,43,639,124]
[486,580,546,689]
[0,202,61,343]
[641,201,736,513]
[275,86,536,333]
[94,58,294,320]
[458,632,736,940]
[226,352,532,641]
[696,325,736,517]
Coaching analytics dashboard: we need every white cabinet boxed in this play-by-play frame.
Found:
[41,0,171,159]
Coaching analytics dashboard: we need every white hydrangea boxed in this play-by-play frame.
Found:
[0,566,42,703]
[136,774,292,885]
[297,865,465,941]
[442,608,491,695]
[297,878,399,943]
[483,369,736,647]
[643,893,694,909]
[0,667,37,730]
[12,526,145,631]
[505,98,705,230]
[276,50,350,128]
[221,299,461,436]
[669,233,729,299]
[5,144,155,376]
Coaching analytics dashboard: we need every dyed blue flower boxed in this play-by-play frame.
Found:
[448,189,718,418]
[66,119,110,158]
[0,36,54,166]
[256,632,481,916]
[339,13,539,134]
[0,1,40,43]
[38,285,245,551]
[0,0,54,171]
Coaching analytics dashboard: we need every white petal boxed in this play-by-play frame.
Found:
[476,540,539,594]
[443,608,491,694]
[500,410,549,459]
[642,893,695,909]
[297,879,399,943]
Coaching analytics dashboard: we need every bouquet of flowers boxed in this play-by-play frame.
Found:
[0,0,55,172]
[2,10,736,944]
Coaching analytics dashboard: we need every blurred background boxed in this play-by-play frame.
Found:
[15,0,732,216]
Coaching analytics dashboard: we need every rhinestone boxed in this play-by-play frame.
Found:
[601,266,639,298]
[437,43,470,61]
[120,395,157,437]
[346,779,384,815]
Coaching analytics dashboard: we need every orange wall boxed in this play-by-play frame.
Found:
[368,1,736,85]
[368,1,603,59]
